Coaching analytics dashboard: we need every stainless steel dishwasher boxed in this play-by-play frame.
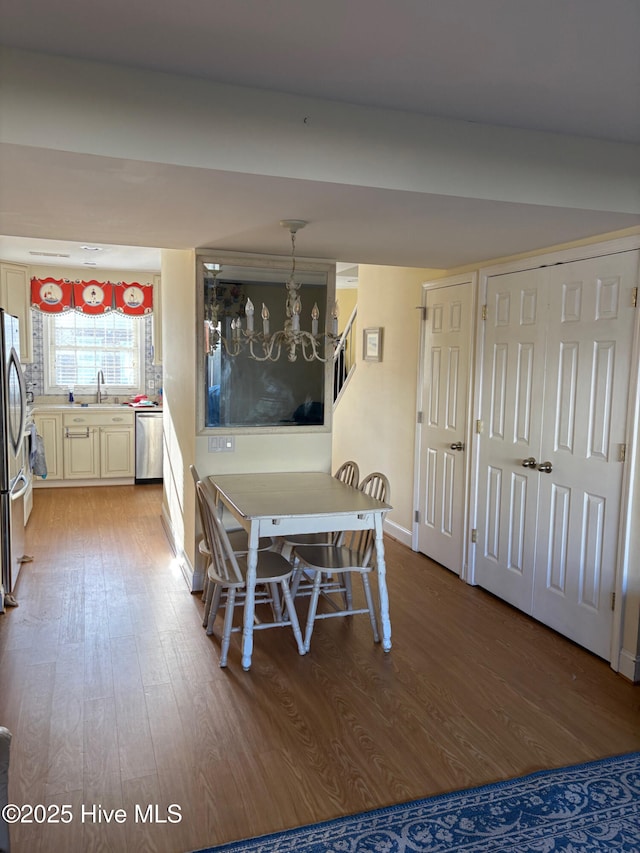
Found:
[135,410,163,483]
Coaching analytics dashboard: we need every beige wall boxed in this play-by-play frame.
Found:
[332,265,443,540]
[161,249,333,588]
[160,249,197,572]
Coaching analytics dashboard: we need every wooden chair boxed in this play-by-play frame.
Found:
[279,461,360,599]
[293,471,390,652]
[190,465,273,627]
[196,478,305,667]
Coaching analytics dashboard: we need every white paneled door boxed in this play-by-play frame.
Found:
[475,251,639,659]
[417,281,472,573]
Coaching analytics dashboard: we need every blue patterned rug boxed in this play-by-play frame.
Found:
[193,752,640,852]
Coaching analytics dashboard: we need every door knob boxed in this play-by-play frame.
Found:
[521,457,537,468]
[537,461,553,473]
[450,442,465,451]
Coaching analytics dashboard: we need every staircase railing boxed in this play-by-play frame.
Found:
[333,304,357,406]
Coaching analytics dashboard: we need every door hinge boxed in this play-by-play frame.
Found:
[417,411,423,424]
[618,444,626,463]
[611,591,616,610]
[416,305,427,320]
[481,304,488,321]
[471,528,477,543]
[414,510,420,523]
[632,287,637,308]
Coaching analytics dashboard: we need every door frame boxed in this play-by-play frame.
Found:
[412,272,477,582]
[469,235,640,676]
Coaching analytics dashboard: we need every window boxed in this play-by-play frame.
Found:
[44,312,144,394]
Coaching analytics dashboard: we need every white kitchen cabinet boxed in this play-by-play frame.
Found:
[32,408,135,484]
[63,411,135,479]
[0,262,33,363]
[63,424,100,479]
[33,412,64,481]
[100,426,135,477]
[152,273,162,365]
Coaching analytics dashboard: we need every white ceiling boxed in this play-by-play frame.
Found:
[1,0,639,272]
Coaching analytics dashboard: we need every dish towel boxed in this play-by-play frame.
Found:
[28,423,47,479]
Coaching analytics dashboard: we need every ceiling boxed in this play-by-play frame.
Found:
[1,0,639,273]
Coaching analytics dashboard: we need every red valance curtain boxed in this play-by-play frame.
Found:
[30,278,153,315]
[73,280,113,315]
[30,277,73,313]
[114,282,153,316]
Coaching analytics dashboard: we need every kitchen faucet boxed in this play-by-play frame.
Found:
[96,369,106,403]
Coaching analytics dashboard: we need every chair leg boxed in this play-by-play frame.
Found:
[343,573,354,609]
[219,588,236,667]
[280,578,305,655]
[206,584,223,635]
[304,570,324,653]
[201,572,210,602]
[361,573,380,643]
[202,578,215,627]
[269,582,283,621]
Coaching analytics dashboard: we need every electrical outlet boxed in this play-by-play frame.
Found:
[147,379,155,390]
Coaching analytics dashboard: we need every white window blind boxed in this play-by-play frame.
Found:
[44,312,144,393]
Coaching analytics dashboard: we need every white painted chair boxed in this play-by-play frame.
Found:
[280,461,360,598]
[293,471,390,652]
[196,478,305,667]
[190,465,273,627]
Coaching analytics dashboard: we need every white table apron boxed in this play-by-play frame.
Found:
[208,472,392,670]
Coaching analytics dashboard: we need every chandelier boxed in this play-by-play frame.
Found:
[207,220,339,362]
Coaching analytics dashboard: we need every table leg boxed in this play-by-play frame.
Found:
[374,514,392,652]
[241,523,259,670]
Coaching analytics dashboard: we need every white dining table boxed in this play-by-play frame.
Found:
[208,471,392,670]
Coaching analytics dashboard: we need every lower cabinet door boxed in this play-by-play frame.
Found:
[63,428,100,479]
[100,427,135,478]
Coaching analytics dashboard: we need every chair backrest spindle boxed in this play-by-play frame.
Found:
[334,460,359,487]
[196,479,244,585]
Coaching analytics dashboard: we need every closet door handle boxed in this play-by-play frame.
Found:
[521,457,537,468]
[450,442,465,451]
[537,461,553,473]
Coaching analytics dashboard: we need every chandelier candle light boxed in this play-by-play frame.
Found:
[210,220,339,362]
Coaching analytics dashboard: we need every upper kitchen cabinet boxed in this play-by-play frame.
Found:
[0,262,33,362]
[152,273,162,365]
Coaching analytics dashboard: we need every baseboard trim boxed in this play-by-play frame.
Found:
[384,518,412,548]
[618,648,640,683]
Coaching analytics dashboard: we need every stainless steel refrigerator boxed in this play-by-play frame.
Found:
[0,309,28,608]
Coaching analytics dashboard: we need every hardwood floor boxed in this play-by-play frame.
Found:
[1,485,638,853]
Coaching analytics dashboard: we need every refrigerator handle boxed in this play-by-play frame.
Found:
[10,472,29,501]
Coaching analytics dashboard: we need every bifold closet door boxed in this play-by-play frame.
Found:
[475,251,638,659]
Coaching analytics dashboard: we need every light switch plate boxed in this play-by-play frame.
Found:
[208,436,235,453]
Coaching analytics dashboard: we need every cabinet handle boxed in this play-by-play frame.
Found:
[112,417,124,422]
[65,427,90,439]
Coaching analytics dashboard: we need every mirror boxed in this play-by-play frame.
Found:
[198,255,335,431]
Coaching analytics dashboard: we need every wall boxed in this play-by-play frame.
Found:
[332,265,443,543]
[160,250,197,577]
[161,249,333,589]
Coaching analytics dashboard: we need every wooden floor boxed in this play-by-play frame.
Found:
[1,486,638,853]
